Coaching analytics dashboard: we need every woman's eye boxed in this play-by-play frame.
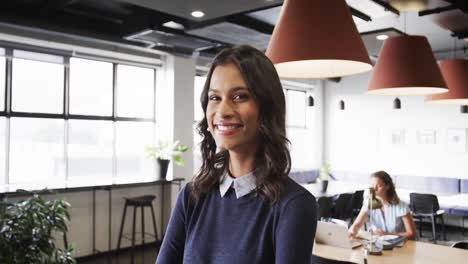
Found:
[233,94,249,101]
[209,95,220,101]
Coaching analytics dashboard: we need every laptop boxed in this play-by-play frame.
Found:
[315,221,363,249]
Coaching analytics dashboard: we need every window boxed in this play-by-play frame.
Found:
[1,47,160,190]
[115,121,157,182]
[9,118,65,187]
[0,118,5,185]
[286,89,307,128]
[116,64,155,119]
[11,51,64,114]
[194,76,206,123]
[69,58,113,116]
[0,49,5,112]
[67,120,113,186]
[193,76,206,173]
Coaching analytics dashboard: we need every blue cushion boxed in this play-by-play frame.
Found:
[461,179,468,194]
[395,175,460,194]
[449,206,468,216]
[289,170,319,184]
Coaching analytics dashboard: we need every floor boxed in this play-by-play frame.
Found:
[78,224,468,264]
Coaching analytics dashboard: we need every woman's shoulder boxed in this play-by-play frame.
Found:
[277,177,316,208]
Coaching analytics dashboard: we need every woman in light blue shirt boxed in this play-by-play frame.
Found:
[348,171,416,239]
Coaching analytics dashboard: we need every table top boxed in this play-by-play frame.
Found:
[313,240,468,264]
[0,177,185,196]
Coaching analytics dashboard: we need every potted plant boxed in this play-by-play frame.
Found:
[0,194,75,264]
[145,140,189,179]
[319,163,331,193]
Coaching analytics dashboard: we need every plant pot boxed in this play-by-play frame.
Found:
[158,159,170,179]
[321,180,329,193]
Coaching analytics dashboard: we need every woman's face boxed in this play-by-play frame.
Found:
[372,177,388,199]
[206,63,259,153]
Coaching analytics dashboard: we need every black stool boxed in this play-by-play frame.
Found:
[117,195,159,264]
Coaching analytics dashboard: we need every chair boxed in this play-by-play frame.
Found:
[451,241,468,250]
[345,190,364,225]
[410,193,446,243]
[311,254,356,264]
[333,193,353,220]
[117,195,159,264]
[317,197,334,220]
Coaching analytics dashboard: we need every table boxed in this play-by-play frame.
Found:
[313,240,468,264]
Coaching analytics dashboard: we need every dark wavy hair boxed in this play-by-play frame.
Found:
[190,45,291,204]
[371,171,400,205]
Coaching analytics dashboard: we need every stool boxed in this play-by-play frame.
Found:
[117,195,159,264]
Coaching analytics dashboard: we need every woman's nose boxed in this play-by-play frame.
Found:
[217,99,234,118]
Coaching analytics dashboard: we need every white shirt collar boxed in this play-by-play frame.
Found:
[219,170,256,199]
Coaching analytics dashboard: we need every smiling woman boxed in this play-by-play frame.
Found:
[156,45,317,264]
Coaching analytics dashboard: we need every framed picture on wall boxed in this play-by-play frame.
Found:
[447,128,467,153]
[391,129,405,145]
[417,129,436,145]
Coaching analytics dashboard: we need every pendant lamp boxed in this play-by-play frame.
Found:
[393,97,401,109]
[461,105,468,113]
[339,100,345,110]
[266,0,372,79]
[308,95,315,107]
[368,35,448,96]
[426,60,468,105]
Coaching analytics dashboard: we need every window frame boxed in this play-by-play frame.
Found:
[285,88,308,129]
[0,44,159,187]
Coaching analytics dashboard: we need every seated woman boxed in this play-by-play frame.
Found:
[348,171,416,240]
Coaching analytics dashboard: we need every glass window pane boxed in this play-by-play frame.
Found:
[115,121,157,182]
[70,58,113,116]
[67,120,113,187]
[0,55,5,111]
[0,117,5,185]
[116,64,154,118]
[9,118,65,188]
[194,76,205,122]
[12,58,64,113]
[287,90,306,128]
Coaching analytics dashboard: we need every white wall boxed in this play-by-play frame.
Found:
[159,55,195,230]
[324,72,468,178]
[287,80,325,170]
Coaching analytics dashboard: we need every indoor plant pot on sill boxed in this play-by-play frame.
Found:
[145,140,189,179]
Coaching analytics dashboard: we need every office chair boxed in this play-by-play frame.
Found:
[410,193,446,243]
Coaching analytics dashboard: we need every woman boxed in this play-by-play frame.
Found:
[156,45,317,264]
[348,171,416,240]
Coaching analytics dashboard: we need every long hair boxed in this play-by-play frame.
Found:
[371,171,400,205]
[190,45,291,204]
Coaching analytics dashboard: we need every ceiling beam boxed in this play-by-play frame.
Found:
[419,4,457,16]
[370,0,400,15]
[349,6,372,22]
[226,14,274,35]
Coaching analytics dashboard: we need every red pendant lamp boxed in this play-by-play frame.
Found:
[426,59,468,104]
[368,35,448,95]
[266,0,372,79]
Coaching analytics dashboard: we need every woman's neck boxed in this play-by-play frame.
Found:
[228,147,257,178]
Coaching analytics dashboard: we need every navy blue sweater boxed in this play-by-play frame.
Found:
[156,177,317,264]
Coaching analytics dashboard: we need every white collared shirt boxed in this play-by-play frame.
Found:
[219,170,256,199]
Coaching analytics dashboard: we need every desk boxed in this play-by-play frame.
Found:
[313,240,468,264]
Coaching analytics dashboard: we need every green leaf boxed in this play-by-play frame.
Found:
[173,155,184,166]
